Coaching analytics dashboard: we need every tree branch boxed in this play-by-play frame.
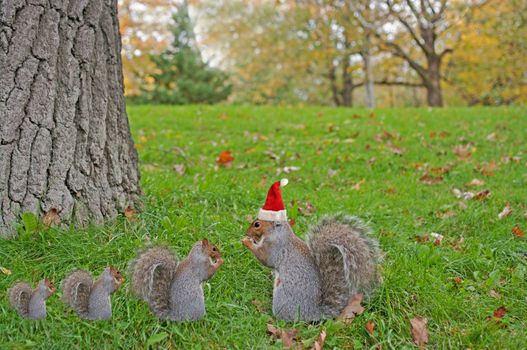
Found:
[386,0,430,55]
[374,79,425,87]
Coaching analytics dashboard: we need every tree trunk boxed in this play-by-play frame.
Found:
[363,35,375,108]
[341,56,353,107]
[0,0,141,237]
[425,56,443,107]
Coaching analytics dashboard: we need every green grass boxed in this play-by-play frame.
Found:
[1,106,526,349]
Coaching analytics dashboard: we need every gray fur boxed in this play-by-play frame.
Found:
[129,246,178,318]
[61,268,120,320]
[268,221,322,321]
[307,214,381,318]
[8,280,53,320]
[130,242,217,321]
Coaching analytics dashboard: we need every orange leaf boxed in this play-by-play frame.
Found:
[365,321,375,335]
[512,226,525,238]
[338,293,364,323]
[419,173,443,185]
[216,151,234,167]
[312,330,326,350]
[493,306,507,319]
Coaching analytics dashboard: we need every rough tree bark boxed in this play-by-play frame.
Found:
[0,0,141,238]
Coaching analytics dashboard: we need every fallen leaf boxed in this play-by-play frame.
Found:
[453,276,463,285]
[474,190,491,201]
[338,293,365,323]
[431,232,444,245]
[281,166,300,174]
[297,202,316,216]
[368,157,377,165]
[466,178,485,187]
[0,266,12,275]
[489,306,507,320]
[453,144,472,159]
[312,330,326,350]
[452,188,475,200]
[415,234,430,243]
[267,321,299,349]
[374,130,395,142]
[387,143,405,155]
[352,179,366,191]
[410,317,428,346]
[512,226,525,238]
[498,204,513,220]
[430,165,452,175]
[42,208,60,227]
[328,169,338,177]
[365,321,375,335]
[489,289,501,299]
[419,173,443,185]
[218,112,228,120]
[450,236,465,251]
[288,218,296,226]
[124,206,137,222]
[173,164,185,176]
[478,161,498,176]
[436,210,456,219]
[216,151,234,167]
[487,132,497,141]
[264,149,280,160]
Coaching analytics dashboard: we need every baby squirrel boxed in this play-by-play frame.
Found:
[61,266,124,320]
[242,179,381,321]
[130,239,223,321]
[8,279,55,320]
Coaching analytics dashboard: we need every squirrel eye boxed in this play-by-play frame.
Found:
[254,221,261,228]
[212,247,217,251]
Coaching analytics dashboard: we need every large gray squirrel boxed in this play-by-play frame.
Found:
[8,279,55,320]
[129,239,223,321]
[61,266,124,320]
[242,179,381,321]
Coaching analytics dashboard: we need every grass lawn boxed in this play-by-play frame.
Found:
[1,105,526,349]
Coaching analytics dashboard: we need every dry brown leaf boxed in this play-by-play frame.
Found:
[419,173,443,185]
[338,293,364,323]
[312,330,326,350]
[489,289,501,299]
[352,179,366,191]
[297,202,316,217]
[264,149,280,160]
[486,132,497,141]
[431,232,444,246]
[415,234,430,243]
[42,208,60,227]
[173,164,185,176]
[512,226,525,238]
[430,165,452,175]
[410,317,429,346]
[498,204,513,220]
[387,143,405,155]
[466,178,485,187]
[216,151,234,167]
[474,190,491,201]
[436,210,456,219]
[374,130,395,142]
[365,320,375,335]
[478,161,498,176]
[267,322,299,349]
[288,218,296,227]
[218,112,228,121]
[453,144,472,159]
[452,188,475,200]
[124,206,137,222]
[0,266,12,275]
[281,166,300,174]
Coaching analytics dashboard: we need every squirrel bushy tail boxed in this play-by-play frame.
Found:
[61,270,94,318]
[130,246,178,318]
[7,282,32,317]
[307,214,381,318]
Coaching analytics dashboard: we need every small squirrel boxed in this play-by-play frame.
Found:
[8,279,55,320]
[61,266,124,320]
[242,179,381,321]
[130,239,223,321]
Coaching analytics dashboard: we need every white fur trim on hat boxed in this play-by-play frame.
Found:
[258,208,287,221]
[280,179,288,187]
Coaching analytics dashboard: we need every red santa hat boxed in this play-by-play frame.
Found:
[258,179,289,221]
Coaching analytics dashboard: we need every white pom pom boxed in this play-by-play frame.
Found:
[280,178,288,187]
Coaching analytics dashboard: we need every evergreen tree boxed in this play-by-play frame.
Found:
[141,1,231,104]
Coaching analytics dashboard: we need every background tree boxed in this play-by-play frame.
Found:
[0,0,141,237]
[139,0,231,104]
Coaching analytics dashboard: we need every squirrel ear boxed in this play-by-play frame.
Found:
[201,238,209,247]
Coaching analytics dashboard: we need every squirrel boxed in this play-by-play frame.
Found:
[130,239,223,321]
[242,179,381,321]
[7,279,55,320]
[61,266,124,320]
